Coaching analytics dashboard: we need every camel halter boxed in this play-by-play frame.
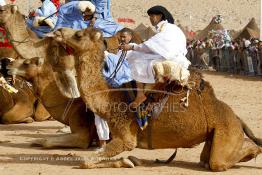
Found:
[4,29,30,45]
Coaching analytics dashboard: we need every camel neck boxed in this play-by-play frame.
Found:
[76,53,116,115]
[32,63,68,108]
[5,14,46,59]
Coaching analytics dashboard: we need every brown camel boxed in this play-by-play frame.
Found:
[0,57,50,123]
[52,27,261,171]
[7,56,99,148]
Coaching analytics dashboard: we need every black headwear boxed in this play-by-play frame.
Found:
[147,5,174,24]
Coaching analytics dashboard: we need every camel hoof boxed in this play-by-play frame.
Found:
[79,162,96,169]
[22,117,34,123]
[128,156,142,166]
[122,158,135,168]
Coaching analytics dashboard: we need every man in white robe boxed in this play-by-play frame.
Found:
[120,5,191,108]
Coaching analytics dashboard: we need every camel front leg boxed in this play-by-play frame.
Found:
[1,103,34,124]
[100,121,138,157]
[32,133,90,149]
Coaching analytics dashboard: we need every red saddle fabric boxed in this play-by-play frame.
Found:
[0,27,12,48]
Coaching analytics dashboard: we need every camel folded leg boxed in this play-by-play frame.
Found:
[32,133,90,149]
[237,138,262,163]
[80,157,135,169]
[208,127,244,171]
[99,122,138,157]
[33,100,50,121]
[1,103,34,124]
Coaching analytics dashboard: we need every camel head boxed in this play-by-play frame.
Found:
[0,5,20,26]
[7,57,44,80]
[53,27,105,54]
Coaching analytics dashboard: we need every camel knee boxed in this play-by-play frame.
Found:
[124,140,137,151]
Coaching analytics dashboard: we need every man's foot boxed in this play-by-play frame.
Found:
[130,95,147,108]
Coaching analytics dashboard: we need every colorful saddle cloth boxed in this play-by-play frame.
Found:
[124,81,169,130]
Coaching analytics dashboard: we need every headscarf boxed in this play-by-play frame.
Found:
[147,5,174,24]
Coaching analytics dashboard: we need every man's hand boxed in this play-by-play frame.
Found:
[28,9,36,17]
[89,17,97,26]
[119,44,134,51]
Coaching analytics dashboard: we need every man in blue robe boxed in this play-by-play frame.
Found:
[63,0,123,37]
[91,0,123,37]
[54,1,95,30]
[27,0,58,38]
[103,28,134,87]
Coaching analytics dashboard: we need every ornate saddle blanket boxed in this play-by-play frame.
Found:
[124,70,205,130]
[124,81,173,130]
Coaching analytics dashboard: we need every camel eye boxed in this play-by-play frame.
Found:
[23,59,31,65]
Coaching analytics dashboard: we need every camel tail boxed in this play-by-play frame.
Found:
[238,117,262,147]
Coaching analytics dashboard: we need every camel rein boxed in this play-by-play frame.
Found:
[4,29,30,44]
[108,49,127,80]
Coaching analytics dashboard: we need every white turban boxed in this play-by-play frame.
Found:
[78,1,96,14]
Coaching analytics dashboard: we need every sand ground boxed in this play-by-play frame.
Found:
[12,0,261,31]
[0,72,261,175]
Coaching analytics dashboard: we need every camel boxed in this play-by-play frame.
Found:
[0,57,50,123]
[52,27,262,171]
[7,56,99,148]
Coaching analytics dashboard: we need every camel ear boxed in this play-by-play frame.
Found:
[23,59,31,65]
[11,5,18,14]
[29,57,44,66]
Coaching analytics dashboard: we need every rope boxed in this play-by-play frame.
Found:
[108,49,127,80]
[0,29,30,45]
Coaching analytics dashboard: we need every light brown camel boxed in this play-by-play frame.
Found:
[0,73,48,124]
[52,27,262,171]
[0,58,50,124]
[8,57,99,148]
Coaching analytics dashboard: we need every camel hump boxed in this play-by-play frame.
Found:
[238,117,262,146]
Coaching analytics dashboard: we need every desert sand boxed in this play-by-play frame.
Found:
[0,72,261,175]
[13,0,261,31]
